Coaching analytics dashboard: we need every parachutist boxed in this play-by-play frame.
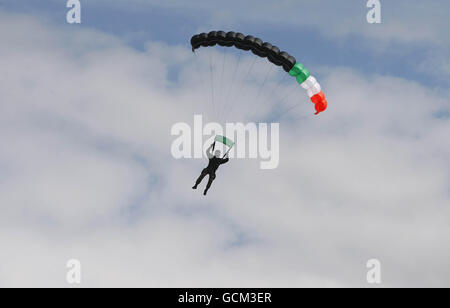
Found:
[192,143,229,196]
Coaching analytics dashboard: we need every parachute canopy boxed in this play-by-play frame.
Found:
[190,31,328,115]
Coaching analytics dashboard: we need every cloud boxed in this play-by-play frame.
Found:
[0,9,449,287]
[92,0,450,44]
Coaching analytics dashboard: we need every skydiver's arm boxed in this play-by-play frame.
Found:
[221,157,229,164]
[206,143,214,159]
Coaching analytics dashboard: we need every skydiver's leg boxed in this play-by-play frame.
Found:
[193,169,208,189]
[203,173,216,195]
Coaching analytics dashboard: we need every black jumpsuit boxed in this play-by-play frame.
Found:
[194,156,229,193]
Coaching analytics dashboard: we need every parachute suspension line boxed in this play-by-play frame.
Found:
[264,86,302,122]
[220,50,242,122]
[194,50,210,122]
[217,50,228,123]
[229,56,257,108]
[252,70,288,123]
[218,49,227,116]
[208,48,216,118]
[278,85,302,111]
[274,99,308,121]
[260,71,287,107]
[245,63,274,120]
[255,63,273,101]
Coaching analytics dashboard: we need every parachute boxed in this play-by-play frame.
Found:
[190,31,328,115]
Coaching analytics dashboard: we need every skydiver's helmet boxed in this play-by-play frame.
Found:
[214,150,221,158]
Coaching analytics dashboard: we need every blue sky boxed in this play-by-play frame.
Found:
[2,0,449,89]
[0,0,449,287]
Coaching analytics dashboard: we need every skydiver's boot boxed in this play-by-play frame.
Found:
[203,189,208,196]
[192,185,197,189]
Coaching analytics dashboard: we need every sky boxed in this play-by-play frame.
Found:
[0,0,449,287]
